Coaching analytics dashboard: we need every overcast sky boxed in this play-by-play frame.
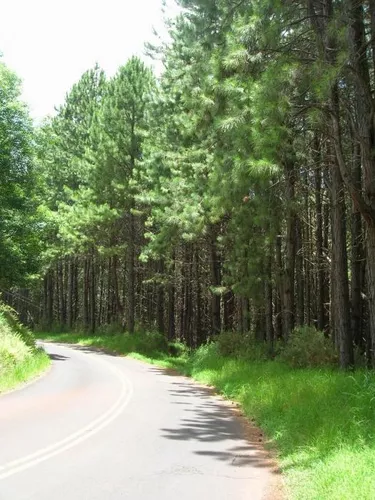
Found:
[0,0,176,119]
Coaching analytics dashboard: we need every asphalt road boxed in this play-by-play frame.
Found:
[0,343,276,499]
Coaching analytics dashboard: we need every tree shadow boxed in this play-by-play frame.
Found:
[159,378,274,470]
[48,352,69,362]
[46,344,278,473]
[54,343,118,357]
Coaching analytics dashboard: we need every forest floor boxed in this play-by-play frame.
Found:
[36,331,375,499]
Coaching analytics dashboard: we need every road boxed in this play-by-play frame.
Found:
[0,343,277,499]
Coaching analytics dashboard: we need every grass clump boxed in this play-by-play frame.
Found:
[0,307,50,393]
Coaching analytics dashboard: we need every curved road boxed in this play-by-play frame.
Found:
[0,343,276,499]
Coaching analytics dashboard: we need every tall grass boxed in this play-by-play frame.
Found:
[0,348,50,393]
[0,309,50,393]
[36,331,375,499]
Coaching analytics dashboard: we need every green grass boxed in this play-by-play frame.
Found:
[0,347,50,393]
[0,309,50,394]
[36,331,375,499]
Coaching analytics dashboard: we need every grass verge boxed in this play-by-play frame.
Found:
[0,307,50,394]
[36,331,375,499]
[0,347,50,394]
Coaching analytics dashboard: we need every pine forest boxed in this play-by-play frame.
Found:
[3,0,375,371]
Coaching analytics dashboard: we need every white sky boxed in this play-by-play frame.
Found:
[0,0,176,119]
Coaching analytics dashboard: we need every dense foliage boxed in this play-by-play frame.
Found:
[3,0,375,370]
[0,61,40,289]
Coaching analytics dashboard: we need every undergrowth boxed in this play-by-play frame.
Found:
[0,305,50,393]
[36,330,375,499]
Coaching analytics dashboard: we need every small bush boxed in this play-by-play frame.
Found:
[0,314,33,375]
[0,347,17,370]
[216,330,270,361]
[95,322,123,336]
[216,331,246,357]
[278,325,337,368]
[0,303,36,349]
[134,331,169,355]
[168,341,189,357]
[190,342,221,371]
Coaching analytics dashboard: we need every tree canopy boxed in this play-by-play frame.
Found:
[3,0,375,369]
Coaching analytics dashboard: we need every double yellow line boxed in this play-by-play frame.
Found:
[0,348,133,481]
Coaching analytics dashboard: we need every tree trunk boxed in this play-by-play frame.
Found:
[295,217,304,325]
[67,257,74,330]
[90,254,96,334]
[351,144,364,349]
[275,235,283,339]
[265,249,274,353]
[209,226,221,335]
[315,160,326,331]
[330,136,353,368]
[46,270,54,329]
[83,257,90,331]
[157,260,165,334]
[168,255,176,341]
[242,298,250,332]
[127,213,135,334]
[283,162,296,339]
[194,247,203,345]
[223,290,235,331]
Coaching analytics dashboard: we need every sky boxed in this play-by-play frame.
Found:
[0,0,177,119]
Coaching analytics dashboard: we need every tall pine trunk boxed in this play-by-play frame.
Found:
[351,145,364,349]
[127,213,135,334]
[330,134,353,367]
[283,161,296,339]
[209,226,221,335]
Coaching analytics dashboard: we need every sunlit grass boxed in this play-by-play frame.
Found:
[0,347,50,394]
[36,332,375,499]
[0,311,51,394]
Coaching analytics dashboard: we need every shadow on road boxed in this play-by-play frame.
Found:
[48,353,69,362]
[51,344,116,357]
[48,345,278,474]
[146,368,275,470]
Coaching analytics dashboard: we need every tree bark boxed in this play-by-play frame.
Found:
[351,144,364,349]
[330,136,353,368]
[209,226,221,335]
[157,259,165,334]
[275,234,283,339]
[265,249,274,353]
[127,213,135,334]
[283,161,296,339]
[315,159,326,331]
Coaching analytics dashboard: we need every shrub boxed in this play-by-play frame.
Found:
[278,325,337,368]
[0,303,36,349]
[126,331,169,356]
[0,314,33,375]
[216,330,246,357]
[216,330,270,361]
[96,322,124,336]
[168,341,188,357]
